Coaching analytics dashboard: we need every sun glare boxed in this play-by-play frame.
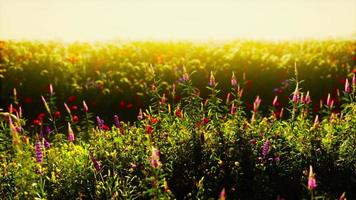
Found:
[0,0,355,42]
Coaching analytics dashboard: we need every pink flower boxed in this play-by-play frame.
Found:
[209,71,216,87]
[292,91,299,103]
[253,96,261,113]
[231,72,237,86]
[344,78,351,93]
[83,100,89,112]
[308,165,317,190]
[219,188,226,200]
[226,93,231,104]
[272,96,279,107]
[67,122,75,142]
[314,115,319,126]
[230,102,236,115]
[304,91,311,105]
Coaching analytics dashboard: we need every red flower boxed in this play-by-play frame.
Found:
[54,111,61,118]
[71,105,78,111]
[37,113,46,120]
[146,125,154,134]
[72,115,79,122]
[8,106,17,113]
[175,108,183,118]
[202,118,209,124]
[33,119,41,126]
[150,117,159,124]
[119,100,126,109]
[126,103,134,109]
[102,124,110,131]
[68,96,76,103]
[24,97,33,104]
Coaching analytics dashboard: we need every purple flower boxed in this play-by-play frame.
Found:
[45,126,52,135]
[35,140,43,163]
[96,116,104,130]
[113,115,120,128]
[262,139,270,156]
[43,138,50,149]
[89,151,101,171]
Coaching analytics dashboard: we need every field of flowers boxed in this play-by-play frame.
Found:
[0,40,355,199]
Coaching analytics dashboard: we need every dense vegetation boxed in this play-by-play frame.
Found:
[0,40,355,199]
[0,40,355,121]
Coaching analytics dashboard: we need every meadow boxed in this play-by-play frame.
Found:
[0,40,355,199]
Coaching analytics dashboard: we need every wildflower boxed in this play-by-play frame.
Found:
[182,67,189,82]
[72,115,79,122]
[150,117,159,124]
[230,102,236,115]
[67,122,75,142]
[119,100,126,109]
[272,96,279,107]
[33,119,42,126]
[71,105,78,111]
[160,93,166,105]
[308,165,317,190]
[37,113,46,120]
[304,91,311,105]
[231,72,237,86]
[326,93,333,108]
[113,115,120,128]
[43,138,50,149]
[237,85,244,98]
[209,71,216,87]
[45,126,52,135]
[175,107,183,118]
[145,125,154,134]
[262,139,270,156]
[83,101,89,113]
[202,117,209,124]
[137,108,144,120]
[344,78,351,93]
[64,103,71,115]
[41,96,51,113]
[96,116,104,129]
[219,188,226,200]
[313,115,319,127]
[338,192,346,200]
[54,111,61,118]
[249,138,257,145]
[253,96,261,113]
[150,146,162,168]
[226,92,231,104]
[353,74,356,86]
[49,84,54,95]
[89,151,101,171]
[292,91,299,103]
[279,108,284,118]
[35,139,43,163]
[68,95,76,103]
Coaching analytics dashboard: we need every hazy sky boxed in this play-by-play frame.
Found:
[0,0,355,41]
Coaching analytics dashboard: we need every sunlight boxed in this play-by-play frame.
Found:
[0,0,355,41]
